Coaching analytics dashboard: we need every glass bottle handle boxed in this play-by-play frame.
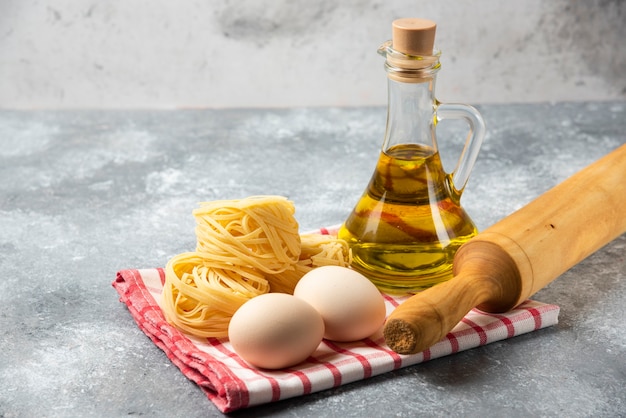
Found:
[436,103,486,197]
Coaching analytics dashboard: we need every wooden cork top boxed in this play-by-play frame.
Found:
[392,18,436,56]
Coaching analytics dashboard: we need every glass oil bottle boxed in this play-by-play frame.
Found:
[338,18,486,294]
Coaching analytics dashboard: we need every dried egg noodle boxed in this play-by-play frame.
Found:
[161,196,351,338]
[193,196,301,274]
[268,233,351,294]
[162,252,269,338]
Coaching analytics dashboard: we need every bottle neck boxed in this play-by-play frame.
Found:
[382,75,438,154]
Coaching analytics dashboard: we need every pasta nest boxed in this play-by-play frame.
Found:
[161,196,351,338]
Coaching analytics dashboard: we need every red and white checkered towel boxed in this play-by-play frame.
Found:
[113,253,559,413]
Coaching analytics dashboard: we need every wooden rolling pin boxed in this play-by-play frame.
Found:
[383,144,626,354]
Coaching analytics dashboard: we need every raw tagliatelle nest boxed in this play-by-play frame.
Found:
[160,196,351,338]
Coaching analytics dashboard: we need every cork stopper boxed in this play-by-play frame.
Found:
[392,18,436,56]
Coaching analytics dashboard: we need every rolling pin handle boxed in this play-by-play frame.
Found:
[383,241,523,354]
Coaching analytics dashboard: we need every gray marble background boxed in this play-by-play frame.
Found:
[1,0,625,109]
[1,103,624,417]
[1,1,626,416]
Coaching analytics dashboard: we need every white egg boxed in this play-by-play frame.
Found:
[228,293,324,369]
[294,266,386,342]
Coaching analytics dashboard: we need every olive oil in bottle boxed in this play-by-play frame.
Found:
[339,18,485,294]
[338,144,477,293]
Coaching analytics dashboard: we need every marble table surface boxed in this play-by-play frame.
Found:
[1,101,624,417]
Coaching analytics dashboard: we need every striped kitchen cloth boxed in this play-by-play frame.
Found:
[113,264,560,413]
